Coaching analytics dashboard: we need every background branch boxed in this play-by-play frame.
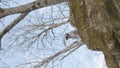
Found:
[34,41,83,68]
[0,12,29,49]
[0,0,67,18]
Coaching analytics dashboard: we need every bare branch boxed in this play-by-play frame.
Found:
[34,41,84,68]
[0,0,68,18]
[12,21,68,50]
[0,12,29,49]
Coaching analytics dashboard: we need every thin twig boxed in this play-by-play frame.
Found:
[34,41,83,68]
[0,12,29,49]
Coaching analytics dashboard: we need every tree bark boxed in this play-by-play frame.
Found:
[0,0,67,18]
[68,0,120,68]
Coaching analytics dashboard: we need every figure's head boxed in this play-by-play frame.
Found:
[65,33,71,40]
[65,30,80,40]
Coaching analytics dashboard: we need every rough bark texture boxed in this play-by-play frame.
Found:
[68,0,120,68]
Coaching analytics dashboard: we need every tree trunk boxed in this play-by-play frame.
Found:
[68,0,120,68]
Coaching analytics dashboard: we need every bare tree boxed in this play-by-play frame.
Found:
[0,0,120,68]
